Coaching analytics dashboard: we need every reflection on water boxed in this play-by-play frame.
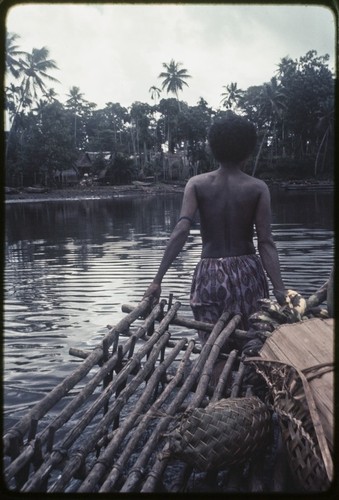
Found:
[3,190,334,428]
[270,187,334,227]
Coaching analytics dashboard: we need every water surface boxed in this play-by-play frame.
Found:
[3,189,334,429]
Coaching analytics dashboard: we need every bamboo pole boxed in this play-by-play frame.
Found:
[75,302,181,493]
[165,316,241,494]
[189,315,241,408]
[5,301,163,484]
[3,298,152,455]
[68,347,90,359]
[99,339,196,493]
[123,303,248,343]
[210,349,238,403]
[123,311,231,493]
[5,295,281,493]
[22,327,172,493]
[122,303,213,332]
[306,280,328,309]
[45,302,181,493]
[77,336,188,493]
[230,361,246,398]
[50,331,173,493]
[23,302,180,492]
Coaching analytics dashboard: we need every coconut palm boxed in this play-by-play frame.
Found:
[252,77,287,176]
[5,32,27,78]
[220,82,243,110]
[6,45,59,159]
[43,88,58,103]
[149,85,161,106]
[8,46,59,122]
[158,59,191,110]
[32,98,48,115]
[66,86,86,148]
[258,77,286,121]
[20,47,59,105]
[275,56,297,80]
[5,83,23,116]
[66,86,85,110]
[5,40,57,122]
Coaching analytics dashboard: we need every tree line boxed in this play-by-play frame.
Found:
[5,32,334,188]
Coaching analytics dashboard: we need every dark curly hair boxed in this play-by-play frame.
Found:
[208,113,257,163]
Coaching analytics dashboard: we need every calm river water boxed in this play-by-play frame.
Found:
[3,188,334,430]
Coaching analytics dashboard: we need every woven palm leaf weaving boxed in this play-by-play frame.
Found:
[248,359,332,492]
[166,396,271,471]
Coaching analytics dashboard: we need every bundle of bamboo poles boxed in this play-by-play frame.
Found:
[3,295,295,493]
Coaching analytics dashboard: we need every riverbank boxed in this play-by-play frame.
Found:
[5,182,186,203]
[5,178,334,204]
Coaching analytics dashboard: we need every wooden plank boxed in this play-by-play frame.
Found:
[259,318,334,449]
[260,318,333,369]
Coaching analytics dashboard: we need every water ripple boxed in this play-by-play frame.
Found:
[3,194,334,426]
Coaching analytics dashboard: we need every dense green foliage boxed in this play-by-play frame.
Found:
[5,32,334,187]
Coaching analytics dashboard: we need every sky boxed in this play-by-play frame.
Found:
[4,2,336,111]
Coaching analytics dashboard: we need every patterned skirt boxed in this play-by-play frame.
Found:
[190,254,269,344]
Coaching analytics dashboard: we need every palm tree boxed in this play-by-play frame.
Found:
[220,82,243,110]
[43,88,58,103]
[5,33,27,138]
[66,86,85,109]
[149,85,161,106]
[252,77,287,175]
[66,86,86,148]
[6,45,59,159]
[20,47,59,105]
[5,83,22,116]
[103,102,129,146]
[8,46,59,120]
[5,32,27,78]
[32,98,48,116]
[148,86,162,167]
[158,59,191,110]
[275,56,297,81]
[259,77,286,121]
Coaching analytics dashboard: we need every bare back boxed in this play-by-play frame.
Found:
[190,167,267,258]
[146,161,284,303]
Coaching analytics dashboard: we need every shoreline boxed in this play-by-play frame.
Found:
[5,178,334,204]
[5,182,185,204]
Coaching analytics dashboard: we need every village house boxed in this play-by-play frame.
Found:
[54,152,114,186]
[75,151,114,181]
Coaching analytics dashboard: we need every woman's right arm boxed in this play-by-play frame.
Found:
[143,179,198,303]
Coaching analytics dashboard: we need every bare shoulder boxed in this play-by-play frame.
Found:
[186,171,216,188]
[242,173,269,193]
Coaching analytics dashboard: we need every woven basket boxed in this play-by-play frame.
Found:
[166,396,271,471]
[248,359,332,492]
